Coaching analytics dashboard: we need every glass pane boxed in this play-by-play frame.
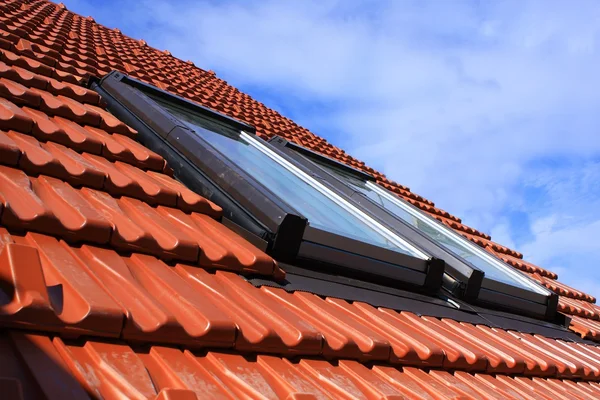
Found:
[309,158,542,291]
[158,100,424,258]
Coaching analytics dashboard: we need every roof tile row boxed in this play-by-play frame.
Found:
[0,62,131,131]
[571,316,600,343]
[559,297,600,320]
[2,331,600,400]
[0,135,220,214]
[0,228,275,343]
[0,59,99,103]
[0,171,271,270]
[1,227,600,381]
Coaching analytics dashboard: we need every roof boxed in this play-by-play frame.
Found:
[0,0,600,398]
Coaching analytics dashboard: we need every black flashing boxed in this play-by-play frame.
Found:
[248,266,582,343]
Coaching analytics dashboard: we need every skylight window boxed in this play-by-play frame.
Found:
[96,71,445,292]
[158,100,425,259]
[315,158,544,292]
[269,137,558,320]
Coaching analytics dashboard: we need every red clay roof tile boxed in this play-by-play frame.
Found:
[162,210,274,273]
[80,189,196,261]
[0,48,53,77]
[0,167,260,269]
[559,296,599,320]
[0,61,48,90]
[31,174,113,243]
[10,221,600,379]
[339,300,447,367]
[181,267,321,354]
[0,128,20,164]
[1,233,124,337]
[0,0,599,395]
[111,162,177,205]
[146,170,222,216]
[0,96,32,131]
[7,130,105,187]
[539,274,596,303]
[109,135,164,169]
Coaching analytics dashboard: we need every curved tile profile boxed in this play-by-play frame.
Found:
[159,208,274,274]
[4,225,600,377]
[30,175,112,243]
[0,333,587,400]
[0,96,32,132]
[0,60,48,90]
[147,170,222,216]
[0,48,53,77]
[0,166,62,236]
[112,162,176,205]
[1,2,600,398]
[47,76,101,105]
[0,135,217,221]
[0,76,41,106]
[22,107,73,146]
[75,246,237,347]
[0,230,123,337]
[51,116,103,154]
[0,128,20,165]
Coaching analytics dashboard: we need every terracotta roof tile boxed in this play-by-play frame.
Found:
[81,190,198,261]
[50,115,105,153]
[559,297,600,320]
[5,130,104,187]
[0,48,54,77]
[0,129,212,213]
[0,0,598,395]
[3,224,600,380]
[6,330,600,400]
[161,210,274,274]
[0,173,267,271]
[0,129,20,164]
[538,274,596,303]
[0,233,124,337]
[110,162,176,203]
[0,76,41,106]
[32,88,101,125]
[146,170,222,215]
[0,96,32,131]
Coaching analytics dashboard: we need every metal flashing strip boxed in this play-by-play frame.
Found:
[249,274,484,324]
[248,268,583,342]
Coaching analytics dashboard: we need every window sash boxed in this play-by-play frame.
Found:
[364,181,550,296]
[240,132,429,260]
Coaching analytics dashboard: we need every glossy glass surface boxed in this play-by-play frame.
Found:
[160,100,424,258]
[310,157,544,292]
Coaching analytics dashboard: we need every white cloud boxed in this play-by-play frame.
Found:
[520,216,600,293]
[63,0,600,298]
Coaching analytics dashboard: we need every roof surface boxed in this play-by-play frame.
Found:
[0,0,600,398]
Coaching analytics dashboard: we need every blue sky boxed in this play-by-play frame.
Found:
[63,0,600,298]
